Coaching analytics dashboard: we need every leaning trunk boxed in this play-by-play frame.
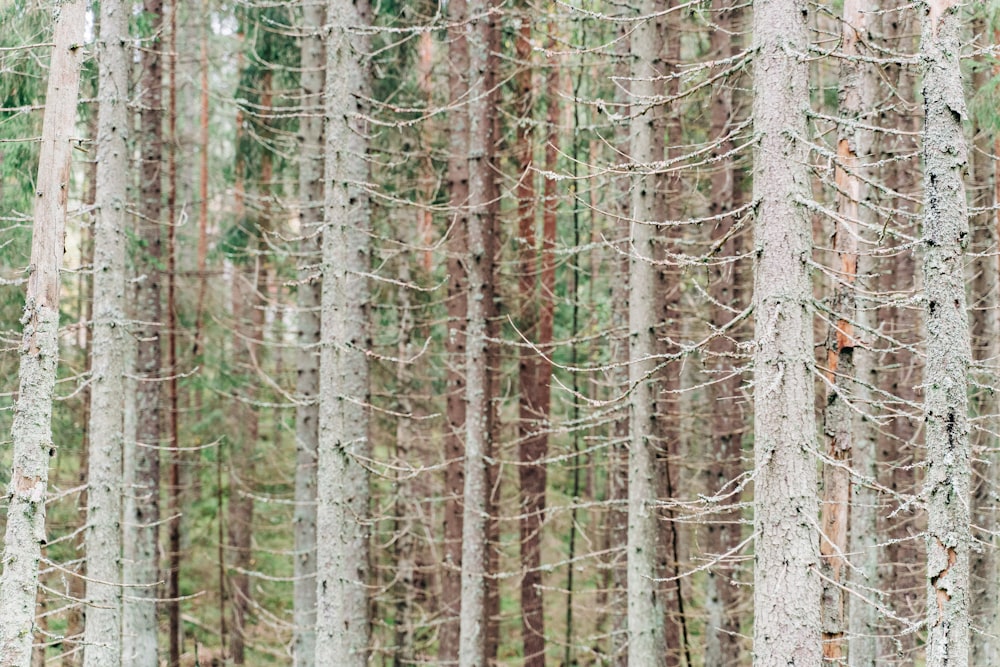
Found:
[0,2,87,663]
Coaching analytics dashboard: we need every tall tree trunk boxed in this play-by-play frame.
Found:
[657,7,689,664]
[123,0,163,663]
[704,3,746,665]
[820,1,875,662]
[165,2,182,663]
[458,0,496,663]
[751,0,821,664]
[315,0,372,662]
[845,13,879,665]
[921,3,972,666]
[0,2,87,663]
[968,14,999,665]
[293,5,325,666]
[440,0,470,660]
[627,2,668,665]
[83,0,129,663]
[514,11,548,666]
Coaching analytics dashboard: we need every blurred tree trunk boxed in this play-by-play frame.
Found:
[703,2,747,665]
[513,11,548,665]
[968,13,1000,666]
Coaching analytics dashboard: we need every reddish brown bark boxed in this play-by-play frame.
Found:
[703,4,747,665]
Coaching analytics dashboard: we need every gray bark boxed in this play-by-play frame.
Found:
[0,2,87,664]
[83,1,130,664]
[293,4,325,665]
[457,1,493,664]
[314,0,372,663]
[920,2,972,666]
[123,0,163,662]
[627,3,668,666]
[751,0,821,665]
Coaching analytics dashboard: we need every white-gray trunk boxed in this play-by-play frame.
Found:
[83,1,129,664]
[920,2,972,666]
[314,0,371,664]
[626,3,667,665]
[751,0,821,665]
[0,2,87,664]
[457,2,493,665]
[293,5,325,666]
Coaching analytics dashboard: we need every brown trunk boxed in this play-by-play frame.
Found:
[703,3,747,665]
[514,12,548,666]
[877,9,923,660]
[484,9,502,662]
[657,6,689,664]
[166,2,182,663]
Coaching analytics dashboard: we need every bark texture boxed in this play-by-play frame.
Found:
[820,1,875,663]
[315,0,372,662]
[627,3,667,664]
[0,2,86,664]
[750,0,821,665]
[920,3,972,666]
[440,0,469,659]
[123,0,163,663]
[83,1,129,664]
[458,0,495,663]
[293,5,325,665]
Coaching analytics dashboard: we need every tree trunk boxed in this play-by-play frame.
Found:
[123,0,163,663]
[514,11,548,665]
[293,4,325,665]
[0,2,87,663]
[704,3,747,665]
[440,1,470,660]
[820,1,875,663]
[83,0,130,663]
[627,2,668,664]
[458,0,495,663]
[751,0,821,664]
[315,0,372,662]
[967,14,999,666]
[921,3,972,666]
